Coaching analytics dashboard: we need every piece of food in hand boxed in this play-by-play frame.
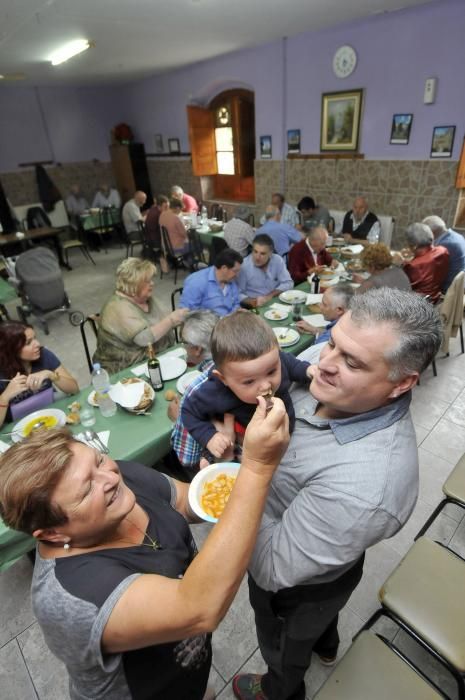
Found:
[201,473,237,519]
[262,389,274,413]
[66,411,81,425]
[164,389,177,401]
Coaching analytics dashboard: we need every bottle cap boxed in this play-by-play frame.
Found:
[93,362,101,370]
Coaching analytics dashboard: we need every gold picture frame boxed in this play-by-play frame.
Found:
[320,89,363,152]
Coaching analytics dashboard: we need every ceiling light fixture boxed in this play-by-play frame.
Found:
[49,39,92,66]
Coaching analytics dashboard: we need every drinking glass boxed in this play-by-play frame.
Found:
[80,405,96,427]
[292,302,303,322]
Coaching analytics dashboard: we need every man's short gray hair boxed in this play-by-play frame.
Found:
[349,288,442,381]
[182,310,219,352]
[406,222,434,248]
[171,185,183,197]
[422,215,447,235]
[328,283,354,310]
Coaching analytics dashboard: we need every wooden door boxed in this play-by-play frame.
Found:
[187,106,218,176]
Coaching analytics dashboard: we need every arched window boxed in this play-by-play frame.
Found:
[187,89,255,202]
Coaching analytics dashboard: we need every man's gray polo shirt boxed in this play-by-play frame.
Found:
[249,387,418,592]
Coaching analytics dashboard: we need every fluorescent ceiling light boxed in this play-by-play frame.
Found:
[49,39,91,66]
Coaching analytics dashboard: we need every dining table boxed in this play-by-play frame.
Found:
[0,277,18,319]
[79,208,121,232]
[0,226,70,270]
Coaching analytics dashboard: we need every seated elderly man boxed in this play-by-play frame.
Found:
[237,234,293,308]
[256,206,302,257]
[232,288,442,700]
[422,215,465,292]
[288,225,337,284]
[65,184,88,229]
[296,283,354,344]
[92,183,121,209]
[159,198,190,254]
[394,222,449,303]
[122,191,147,239]
[297,196,331,231]
[180,249,242,316]
[261,193,299,228]
[171,185,198,213]
[342,196,380,244]
[167,310,219,467]
[224,205,255,257]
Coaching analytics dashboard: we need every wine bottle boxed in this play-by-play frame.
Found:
[147,345,164,391]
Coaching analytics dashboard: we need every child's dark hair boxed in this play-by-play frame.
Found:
[211,310,278,370]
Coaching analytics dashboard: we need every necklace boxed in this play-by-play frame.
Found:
[124,517,163,550]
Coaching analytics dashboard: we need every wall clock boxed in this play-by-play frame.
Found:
[333,45,357,78]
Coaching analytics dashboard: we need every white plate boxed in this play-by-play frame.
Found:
[159,355,187,381]
[279,290,308,305]
[176,370,202,395]
[12,408,66,443]
[272,327,300,347]
[188,462,240,523]
[264,308,289,321]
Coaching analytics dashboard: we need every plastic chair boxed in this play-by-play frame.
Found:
[416,452,465,540]
[314,630,446,700]
[161,225,185,284]
[370,537,465,699]
[80,314,100,374]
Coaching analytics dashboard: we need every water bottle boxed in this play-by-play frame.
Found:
[91,363,117,417]
[200,205,208,226]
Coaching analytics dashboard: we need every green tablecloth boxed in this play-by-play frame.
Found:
[0,277,18,305]
[198,227,225,247]
[257,282,316,357]
[80,208,121,231]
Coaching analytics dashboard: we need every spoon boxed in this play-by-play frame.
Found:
[84,430,109,454]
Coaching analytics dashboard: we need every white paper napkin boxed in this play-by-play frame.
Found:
[320,276,341,287]
[306,293,323,304]
[161,347,187,360]
[343,244,364,254]
[0,439,11,454]
[301,314,327,328]
[270,303,292,313]
[131,363,148,377]
[76,430,110,448]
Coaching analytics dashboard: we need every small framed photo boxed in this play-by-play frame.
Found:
[154,133,164,153]
[260,135,272,159]
[287,129,301,154]
[320,89,363,152]
[390,114,413,145]
[168,138,180,154]
[431,126,456,158]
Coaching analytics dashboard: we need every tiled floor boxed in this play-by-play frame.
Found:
[1,244,464,699]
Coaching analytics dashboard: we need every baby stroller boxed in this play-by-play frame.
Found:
[13,246,84,334]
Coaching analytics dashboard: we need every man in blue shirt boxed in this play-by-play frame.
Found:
[423,215,465,292]
[180,248,242,316]
[256,206,302,257]
[296,283,354,344]
[237,234,294,308]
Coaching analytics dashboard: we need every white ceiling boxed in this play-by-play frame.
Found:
[0,0,431,86]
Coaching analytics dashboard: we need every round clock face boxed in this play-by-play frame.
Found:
[333,45,357,78]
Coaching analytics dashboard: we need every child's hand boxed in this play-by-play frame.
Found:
[306,365,317,381]
[206,432,233,459]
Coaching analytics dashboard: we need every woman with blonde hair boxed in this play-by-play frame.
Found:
[355,242,411,293]
[94,258,187,373]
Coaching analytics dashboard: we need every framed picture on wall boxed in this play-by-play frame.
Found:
[390,114,413,145]
[154,134,164,153]
[287,129,301,154]
[430,125,455,158]
[260,135,272,159]
[168,138,180,154]
[320,89,363,152]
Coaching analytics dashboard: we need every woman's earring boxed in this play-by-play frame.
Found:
[63,543,70,550]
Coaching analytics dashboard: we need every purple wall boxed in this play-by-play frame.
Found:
[123,0,465,161]
[0,0,463,172]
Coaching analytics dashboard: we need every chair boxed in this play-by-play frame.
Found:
[80,314,100,373]
[211,204,225,222]
[92,208,115,253]
[161,226,185,284]
[246,213,255,227]
[62,231,96,268]
[314,630,446,699]
[124,221,144,258]
[437,271,465,355]
[416,452,465,539]
[140,221,163,275]
[171,287,184,343]
[368,537,465,699]
[187,228,206,268]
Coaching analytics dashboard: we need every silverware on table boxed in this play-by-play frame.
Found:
[84,430,109,454]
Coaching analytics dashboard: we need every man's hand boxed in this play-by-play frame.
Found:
[330,259,339,269]
[256,294,273,307]
[343,233,352,243]
[307,265,325,275]
[167,396,180,422]
[296,320,317,335]
[206,432,233,459]
[241,396,289,477]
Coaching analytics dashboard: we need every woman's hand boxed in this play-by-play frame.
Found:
[241,396,289,478]
[25,370,53,392]
[2,373,27,401]
[170,308,189,327]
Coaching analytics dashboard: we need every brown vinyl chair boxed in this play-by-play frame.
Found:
[416,452,465,540]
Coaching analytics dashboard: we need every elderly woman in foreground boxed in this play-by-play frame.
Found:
[94,258,187,373]
[0,408,288,700]
[393,223,449,303]
[354,242,411,293]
